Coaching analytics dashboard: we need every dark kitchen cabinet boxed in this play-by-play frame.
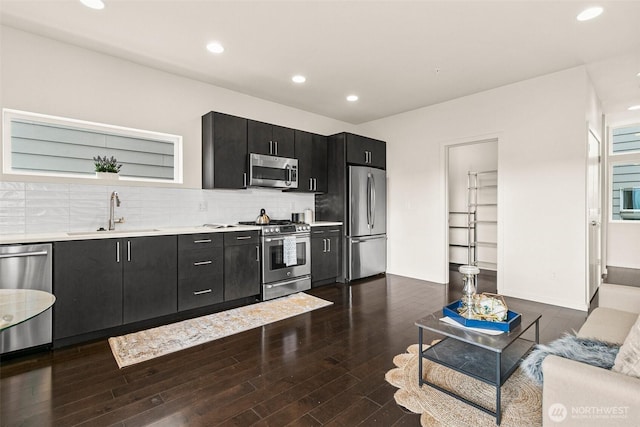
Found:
[311,226,342,286]
[248,119,294,158]
[202,111,248,189]
[224,231,261,301]
[293,130,328,193]
[177,233,224,311]
[123,235,177,323]
[346,133,386,169]
[53,239,123,340]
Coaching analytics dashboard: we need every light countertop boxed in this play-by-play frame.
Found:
[0,221,342,245]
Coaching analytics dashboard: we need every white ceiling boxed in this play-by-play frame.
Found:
[1,0,640,124]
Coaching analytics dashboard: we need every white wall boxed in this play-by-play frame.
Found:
[359,67,593,310]
[0,27,355,189]
[0,26,357,233]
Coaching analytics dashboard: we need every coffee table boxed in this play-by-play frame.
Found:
[415,309,541,425]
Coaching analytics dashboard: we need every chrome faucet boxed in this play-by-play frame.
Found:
[108,191,125,230]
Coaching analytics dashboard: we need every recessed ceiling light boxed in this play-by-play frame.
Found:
[206,42,224,54]
[80,0,105,10]
[628,105,640,111]
[637,72,640,78]
[576,7,603,21]
[292,75,306,84]
[346,95,359,102]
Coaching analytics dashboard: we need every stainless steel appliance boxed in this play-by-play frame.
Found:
[347,166,387,281]
[0,244,53,354]
[239,220,311,300]
[248,153,298,189]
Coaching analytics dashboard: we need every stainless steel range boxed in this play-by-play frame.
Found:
[238,220,311,300]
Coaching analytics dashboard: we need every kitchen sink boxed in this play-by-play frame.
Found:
[67,229,160,236]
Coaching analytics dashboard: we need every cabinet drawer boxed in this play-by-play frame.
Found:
[224,231,259,246]
[178,275,224,311]
[178,247,223,279]
[311,227,342,238]
[178,233,223,251]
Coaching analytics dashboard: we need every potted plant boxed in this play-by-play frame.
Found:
[93,155,122,180]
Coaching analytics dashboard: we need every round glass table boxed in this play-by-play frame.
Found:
[0,289,56,331]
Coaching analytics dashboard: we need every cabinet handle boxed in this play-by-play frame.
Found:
[194,260,213,266]
[193,239,211,244]
[243,172,247,187]
[328,238,331,252]
[127,240,131,262]
[236,236,252,240]
[329,229,340,233]
[323,238,327,253]
[275,141,278,156]
[309,177,313,191]
[312,230,324,234]
[116,241,120,263]
[256,245,260,261]
[269,140,273,155]
[193,289,212,295]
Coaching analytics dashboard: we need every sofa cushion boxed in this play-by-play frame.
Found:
[578,307,638,344]
[612,314,640,379]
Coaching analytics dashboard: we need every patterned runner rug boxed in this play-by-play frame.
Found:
[385,343,542,426]
[108,292,332,368]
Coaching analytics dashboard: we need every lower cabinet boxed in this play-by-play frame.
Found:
[53,230,264,344]
[177,233,224,311]
[123,235,177,323]
[224,231,261,301]
[311,226,342,286]
[54,239,124,340]
[54,235,177,340]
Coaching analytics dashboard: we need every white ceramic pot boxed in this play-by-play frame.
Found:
[96,172,119,180]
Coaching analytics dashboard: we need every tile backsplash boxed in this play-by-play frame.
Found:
[0,181,315,235]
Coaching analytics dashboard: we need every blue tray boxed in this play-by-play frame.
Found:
[443,300,521,332]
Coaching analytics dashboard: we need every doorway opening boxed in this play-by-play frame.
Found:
[446,139,498,301]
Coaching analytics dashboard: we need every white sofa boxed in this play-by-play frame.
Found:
[542,283,640,426]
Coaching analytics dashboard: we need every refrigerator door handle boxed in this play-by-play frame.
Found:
[366,173,372,228]
[371,174,376,229]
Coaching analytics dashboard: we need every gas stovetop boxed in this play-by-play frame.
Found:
[238,220,310,235]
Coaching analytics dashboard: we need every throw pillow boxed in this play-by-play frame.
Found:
[521,334,620,384]
[612,314,640,379]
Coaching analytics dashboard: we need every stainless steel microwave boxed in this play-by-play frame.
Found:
[248,153,298,189]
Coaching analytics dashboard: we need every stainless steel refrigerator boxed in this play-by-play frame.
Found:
[346,165,387,281]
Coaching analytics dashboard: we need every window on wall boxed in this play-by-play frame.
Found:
[2,109,183,183]
[612,124,640,154]
[610,123,640,221]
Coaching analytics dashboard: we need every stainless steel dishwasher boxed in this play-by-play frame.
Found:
[0,244,53,354]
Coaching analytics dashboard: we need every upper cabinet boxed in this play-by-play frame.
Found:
[202,112,248,189]
[248,120,294,158]
[345,133,386,169]
[293,130,328,193]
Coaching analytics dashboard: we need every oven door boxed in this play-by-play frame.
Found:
[262,234,311,284]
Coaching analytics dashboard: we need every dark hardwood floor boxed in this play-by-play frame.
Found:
[0,274,587,427]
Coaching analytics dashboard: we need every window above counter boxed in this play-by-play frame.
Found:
[2,109,183,184]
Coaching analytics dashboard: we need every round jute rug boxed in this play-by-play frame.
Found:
[385,344,542,427]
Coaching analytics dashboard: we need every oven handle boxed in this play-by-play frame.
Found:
[264,235,310,242]
[265,276,311,289]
